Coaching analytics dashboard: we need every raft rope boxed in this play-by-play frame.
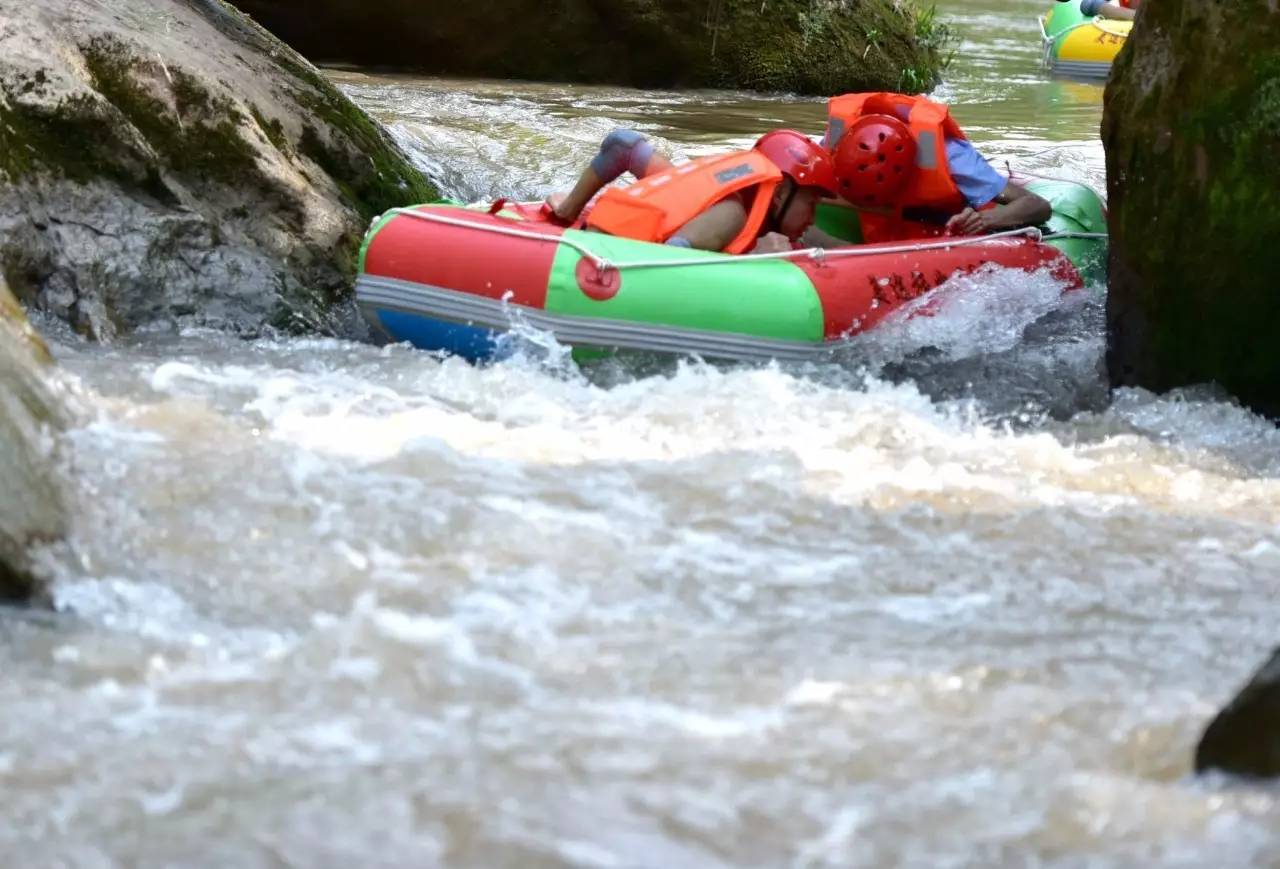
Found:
[386,208,1106,276]
[1038,14,1123,46]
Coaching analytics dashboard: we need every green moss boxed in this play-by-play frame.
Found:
[250,105,290,153]
[81,38,261,186]
[706,0,950,95]
[1254,77,1280,138]
[0,35,279,203]
[0,94,115,182]
[294,86,437,220]
[679,0,954,94]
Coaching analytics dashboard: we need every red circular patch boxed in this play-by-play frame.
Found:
[575,258,622,301]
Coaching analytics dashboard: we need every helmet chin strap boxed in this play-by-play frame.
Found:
[769,179,799,236]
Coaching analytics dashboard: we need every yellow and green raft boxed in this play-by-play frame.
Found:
[1040,0,1131,79]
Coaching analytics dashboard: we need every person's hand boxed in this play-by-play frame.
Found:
[542,191,576,224]
[750,232,793,254]
[799,225,837,249]
[945,207,997,236]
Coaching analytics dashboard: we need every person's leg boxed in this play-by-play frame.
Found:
[548,130,672,221]
[591,129,663,180]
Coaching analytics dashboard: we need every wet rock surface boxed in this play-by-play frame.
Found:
[1196,648,1280,780]
[0,0,437,339]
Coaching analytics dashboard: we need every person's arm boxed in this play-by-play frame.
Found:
[942,139,1051,235]
[798,225,853,249]
[945,180,1052,235]
[1096,0,1137,21]
[667,198,749,252]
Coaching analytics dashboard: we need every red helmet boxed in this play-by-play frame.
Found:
[753,129,838,196]
[832,114,917,207]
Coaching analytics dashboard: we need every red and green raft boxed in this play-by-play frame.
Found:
[355,178,1107,362]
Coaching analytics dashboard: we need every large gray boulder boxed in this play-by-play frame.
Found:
[0,281,73,601]
[1195,648,1280,779]
[230,0,952,96]
[1103,1,1280,416]
[0,0,437,339]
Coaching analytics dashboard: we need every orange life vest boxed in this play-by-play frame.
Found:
[585,151,782,254]
[826,93,973,242]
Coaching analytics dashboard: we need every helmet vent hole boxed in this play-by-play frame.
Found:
[877,154,886,163]
[877,133,886,142]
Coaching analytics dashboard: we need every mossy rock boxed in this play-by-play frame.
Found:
[0,0,439,338]
[230,0,952,95]
[1103,1,1280,415]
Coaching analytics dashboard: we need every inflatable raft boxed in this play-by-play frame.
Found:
[355,178,1107,363]
[1040,1,1130,79]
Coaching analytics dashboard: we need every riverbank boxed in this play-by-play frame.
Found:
[231,0,952,95]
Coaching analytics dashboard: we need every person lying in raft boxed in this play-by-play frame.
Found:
[543,128,838,254]
[810,92,1052,245]
[1059,0,1139,22]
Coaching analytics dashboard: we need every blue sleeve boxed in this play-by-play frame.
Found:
[944,138,1008,208]
[1079,0,1106,14]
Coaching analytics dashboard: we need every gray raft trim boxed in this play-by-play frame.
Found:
[1048,59,1112,79]
[356,274,848,363]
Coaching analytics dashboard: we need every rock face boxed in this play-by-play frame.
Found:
[1102,2,1280,416]
[0,0,437,339]
[0,281,73,602]
[230,0,950,96]
[1195,648,1280,779]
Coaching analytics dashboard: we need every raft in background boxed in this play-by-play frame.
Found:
[354,178,1107,364]
[1040,1,1130,79]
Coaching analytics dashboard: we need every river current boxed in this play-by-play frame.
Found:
[5,0,1279,865]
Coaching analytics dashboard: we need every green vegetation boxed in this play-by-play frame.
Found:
[900,4,955,93]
